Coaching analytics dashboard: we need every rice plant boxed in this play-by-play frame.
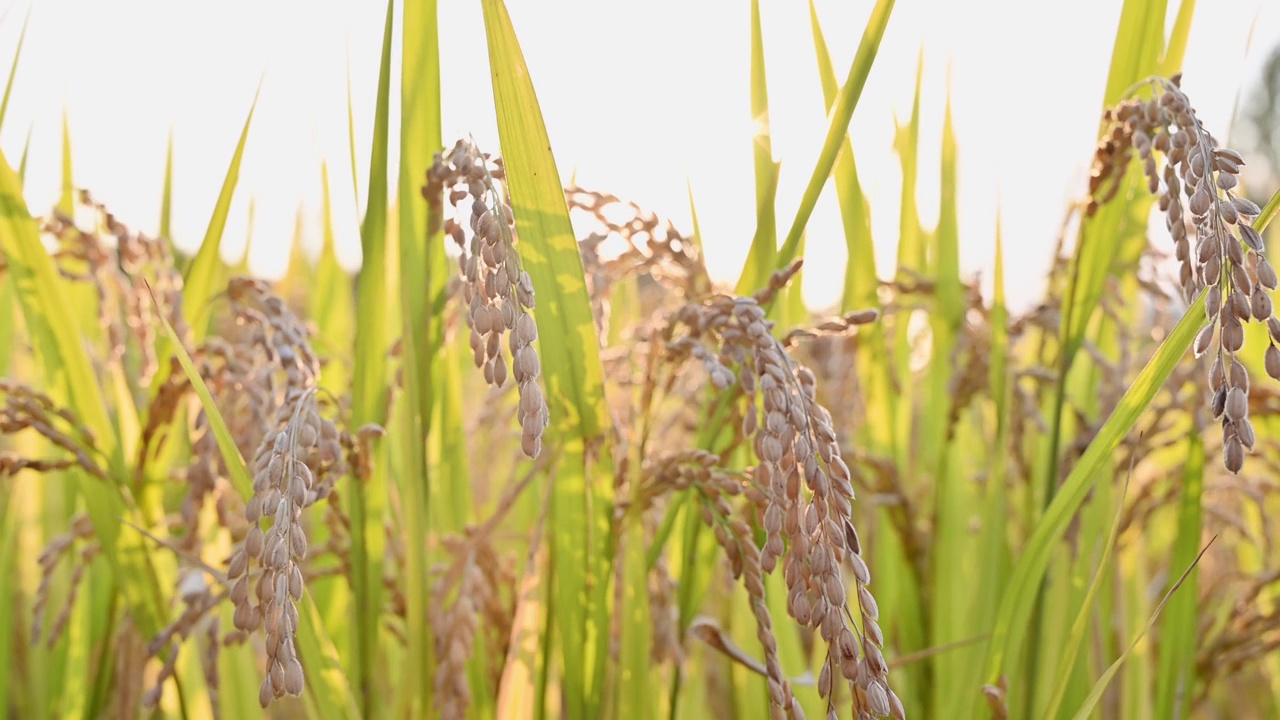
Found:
[3,0,1280,719]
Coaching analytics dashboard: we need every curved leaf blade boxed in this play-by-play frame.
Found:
[775,0,895,271]
[983,187,1280,685]
[479,2,614,717]
[181,81,261,337]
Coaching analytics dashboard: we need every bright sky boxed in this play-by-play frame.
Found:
[4,0,1279,312]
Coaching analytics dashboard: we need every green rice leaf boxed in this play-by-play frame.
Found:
[933,86,962,326]
[618,505,653,719]
[393,0,443,715]
[775,0,895,271]
[160,129,174,245]
[0,149,114,490]
[984,289,1202,685]
[1159,0,1197,77]
[734,0,779,297]
[920,80,961,468]
[0,496,18,713]
[952,212,1012,717]
[480,2,616,717]
[296,594,363,720]
[984,186,1280,687]
[312,162,354,395]
[0,255,13,376]
[808,0,897,471]
[0,7,29,132]
[496,531,551,720]
[58,110,73,216]
[16,124,30,183]
[807,0,876,311]
[0,145,173,637]
[348,1,395,712]
[1042,469,1132,719]
[736,170,779,296]
[346,47,362,214]
[279,205,313,298]
[1060,0,1173,369]
[1154,433,1205,718]
[181,81,261,339]
[1069,540,1213,720]
[685,178,711,293]
[153,293,252,499]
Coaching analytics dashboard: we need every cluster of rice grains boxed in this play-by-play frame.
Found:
[219,279,346,708]
[424,139,548,458]
[660,265,902,720]
[1090,74,1277,473]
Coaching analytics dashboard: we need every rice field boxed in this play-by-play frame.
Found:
[2,0,1280,718]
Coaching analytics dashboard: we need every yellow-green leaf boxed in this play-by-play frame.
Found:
[181,82,261,339]
[348,2,395,712]
[0,7,30,133]
[480,2,615,717]
[775,0,895,272]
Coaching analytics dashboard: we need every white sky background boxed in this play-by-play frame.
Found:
[3,0,1279,313]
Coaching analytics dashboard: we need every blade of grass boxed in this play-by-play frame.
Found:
[393,0,443,715]
[809,15,917,712]
[734,0,780,298]
[774,0,895,271]
[1042,460,1135,718]
[984,291,1201,685]
[932,82,963,323]
[893,50,925,280]
[685,179,711,293]
[1159,0,1197,77]
[881,54,932,713]
[1051,0,1174,487]
[149,283,252,499]
[1048,0,1184,495]
[0,253,13,375]
[1069,539,1215,720]
[312,162,354,395]
[0,146,173,638]
[496,513,551,720]
[0,6,29,132]
[0,493,17,715]
[278,204,313,298]
[160,128,174,245]
[348,1,395,713]
[60,557,93,720]
[736,172,779,298]
[58,109,73,216]
[926,79,971,717]
[807,0,876,310]
[1154,433,1205,719]
[890,50,924,473]
[179,80,261,340]
[296,593,363,720]
[346,44,362,214]
[808,0,898,469]
[953,212,1012,717]
[1034,0,1186,525]
[16,123,30,183]
[921,79,962,470]
[429,339,473,531]
[1028,16,1230,697]
[480,3,616,717]
[985,186,1280,689]
[618,504,653,720]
